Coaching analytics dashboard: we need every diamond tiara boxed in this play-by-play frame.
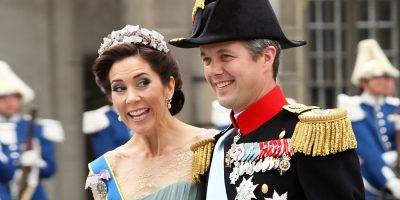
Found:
[98,25,170,55]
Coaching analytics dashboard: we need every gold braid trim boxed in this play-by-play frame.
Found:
[192,0,205,22]
[169,37,184,43]
[190,138,215,182]
[291,108,357,156]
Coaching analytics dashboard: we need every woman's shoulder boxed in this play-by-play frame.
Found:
[180,122,218,144]
[86,144,128,172]
[87,150,114,172]
[191,128,219,143]
[102,144,131,165]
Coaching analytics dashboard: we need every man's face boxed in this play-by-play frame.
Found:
[0,94,22,117]
[361,76,391,97]
[200,41,276,113]
[384,77,396,96]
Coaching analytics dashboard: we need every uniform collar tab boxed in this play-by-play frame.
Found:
[230,86,288,135]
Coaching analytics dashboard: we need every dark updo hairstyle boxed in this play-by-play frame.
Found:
[92,43,185,115]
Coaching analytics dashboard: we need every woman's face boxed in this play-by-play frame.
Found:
[108,56,174,134]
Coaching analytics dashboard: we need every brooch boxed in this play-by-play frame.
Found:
[85,169,111,199]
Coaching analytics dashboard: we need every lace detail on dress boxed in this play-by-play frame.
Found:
[133,149,193,199]
[103,128,217,200]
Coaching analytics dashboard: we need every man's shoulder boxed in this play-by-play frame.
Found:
[385,96,400,107]
[337,94,365,121]
[190,135,217,182]
[83,105,113,134]
[37,119,65,143]
[15,117,65,143]
[289,105,358,157]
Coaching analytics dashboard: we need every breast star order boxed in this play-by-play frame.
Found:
[235,176,258,200]
[264,190,288,200]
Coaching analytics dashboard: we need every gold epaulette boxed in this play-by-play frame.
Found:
[190,138,215,182]
[291,108,357,157]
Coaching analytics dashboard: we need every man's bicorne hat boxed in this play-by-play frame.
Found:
[169,0,306,49]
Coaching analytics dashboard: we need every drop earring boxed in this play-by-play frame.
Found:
[118,116,122,122]
[166,97,172,109]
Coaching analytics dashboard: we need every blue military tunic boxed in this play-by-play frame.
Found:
[338,93,399,198]
[83,105,131,157]
[0,143,15,200]
[0,114,63,200]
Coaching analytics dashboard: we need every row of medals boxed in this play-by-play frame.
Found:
[229,156,291,184]
[225,131,293,200]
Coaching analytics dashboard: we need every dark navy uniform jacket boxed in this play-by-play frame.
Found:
[205,86,365,200]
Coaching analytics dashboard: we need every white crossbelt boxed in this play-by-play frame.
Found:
[206,128,234,200]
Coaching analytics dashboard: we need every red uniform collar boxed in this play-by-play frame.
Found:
[230,86,288,136]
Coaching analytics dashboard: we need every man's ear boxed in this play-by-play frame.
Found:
[261,46,277,71]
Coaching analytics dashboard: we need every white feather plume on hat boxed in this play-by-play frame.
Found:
[0,60,35,104]
[351,39,399,86]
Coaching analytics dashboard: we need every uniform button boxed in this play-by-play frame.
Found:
[261,184,269,194]
[380,127,387,134]
[381,135,389,142]
[9,144,18,151]
[279,130,286,139]
[10,152,20,159]
[378,120,386,126]
[377,112,384,118]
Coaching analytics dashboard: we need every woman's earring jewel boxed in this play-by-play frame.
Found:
[166,97,172,109]
[118,116,122,122]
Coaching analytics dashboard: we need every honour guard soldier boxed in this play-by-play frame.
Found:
[170,0,365,199]
[83,105,131,157]
[338,39,400,199]
[0,60,64,200]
